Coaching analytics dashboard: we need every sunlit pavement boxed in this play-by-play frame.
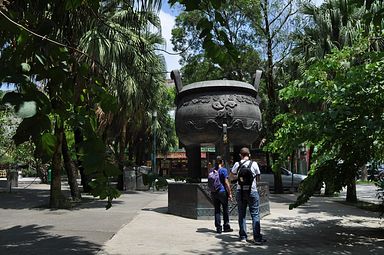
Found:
[1,180,383,254]
[100,191,384,255]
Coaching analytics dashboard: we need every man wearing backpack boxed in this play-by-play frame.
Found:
[208,156,233,234]
[230,147,266,245]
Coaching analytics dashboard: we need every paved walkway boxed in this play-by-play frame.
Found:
[100,192,384,255]
[0,181,383,254]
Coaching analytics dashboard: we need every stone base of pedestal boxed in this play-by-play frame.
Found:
[168,182,270,220]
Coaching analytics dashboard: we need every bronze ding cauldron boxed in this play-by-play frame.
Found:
[171,70,262,147]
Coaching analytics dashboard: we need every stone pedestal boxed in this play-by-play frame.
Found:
[168,182,270,220]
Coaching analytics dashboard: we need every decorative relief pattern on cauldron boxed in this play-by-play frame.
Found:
[179,94,260,132]
[180,94,258,107]
[211,95,237,125]
[186,120,205,130]
[235,95,258,105]
[231,119,260,131]
[182,96,211,106]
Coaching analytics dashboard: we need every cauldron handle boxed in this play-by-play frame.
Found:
[253,70,262,93]
[171,69,183,93]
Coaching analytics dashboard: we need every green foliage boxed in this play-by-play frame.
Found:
[89,178,121,210]
[1,0,177,207]
[142,172,168,190]
[142,172,158,186]
[22,167,37,177]
[170,0,262,82]
[0,0,123,207]
[154,176,168,190]
[270,35,384,209]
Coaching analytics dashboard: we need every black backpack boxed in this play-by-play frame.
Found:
[237,160,255,194]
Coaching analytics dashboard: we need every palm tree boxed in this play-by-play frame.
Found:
[78,0,174,189]
[293,0,363,65]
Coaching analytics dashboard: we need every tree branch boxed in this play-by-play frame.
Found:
[1,10,89,56]
[269,0,293,26]
[271,9,298,40]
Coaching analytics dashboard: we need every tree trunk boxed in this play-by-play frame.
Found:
[360,164,368,182]
[271,153,284,194]
[117,122,127,190]
[35,159,47,184]
[290,150,295,192]
[74,128,92,192]
[306,145,314,173]
[50,124,67,208]
[62,132,81,200]
[346,180,357,203]
[134,135,146,166]
[273,169,284,193]
[262,0,283,194]
[324,181,335,196]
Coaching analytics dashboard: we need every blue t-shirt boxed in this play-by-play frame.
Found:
[217,167,228,193]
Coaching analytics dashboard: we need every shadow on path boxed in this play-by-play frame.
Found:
[0,224,101,255]
[188,217,384,255]
[269,193,382,218]
[0,187,123,210]
[141,206,168,214]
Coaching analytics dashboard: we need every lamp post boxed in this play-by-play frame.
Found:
[152,111,157,174]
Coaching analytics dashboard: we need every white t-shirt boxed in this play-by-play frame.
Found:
[231,159,260,192]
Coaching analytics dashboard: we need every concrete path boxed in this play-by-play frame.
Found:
[100,192,384,255]
[0,184,164,255]
[0,182,383,254]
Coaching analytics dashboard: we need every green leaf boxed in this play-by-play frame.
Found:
[65,0,83,10]
[196,18,212,31]
[12,114,51,145]
[184,0,201,11]
[211,0,222,9]
[103,162,121,177]
[215,11,226,26]
[1,92,24,109]
[16,101,37,118]
[35,54,45,65]
[16,30,28,46]
[41,133,57,158]
[81,138,106,171]
[21,63,31,73]
[100,93,118,112]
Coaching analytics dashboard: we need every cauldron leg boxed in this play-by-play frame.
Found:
[215,142,230,170]
[233,145,242,163]
[186,145,201,182]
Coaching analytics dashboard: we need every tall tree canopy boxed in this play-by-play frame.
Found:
[0,0,176,208]
[269,0,384,207]
[171,0,262,84]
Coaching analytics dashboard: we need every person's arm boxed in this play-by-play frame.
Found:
[229,162,239,181]
[253,162,261,182]
[224,178,233,201]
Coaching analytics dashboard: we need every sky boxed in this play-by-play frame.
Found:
[159,2,181,78]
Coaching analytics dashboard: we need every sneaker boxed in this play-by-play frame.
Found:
[223,228,233,233]
[216,228,222,234]
[253,238,267,245]
[240,237,247,243]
